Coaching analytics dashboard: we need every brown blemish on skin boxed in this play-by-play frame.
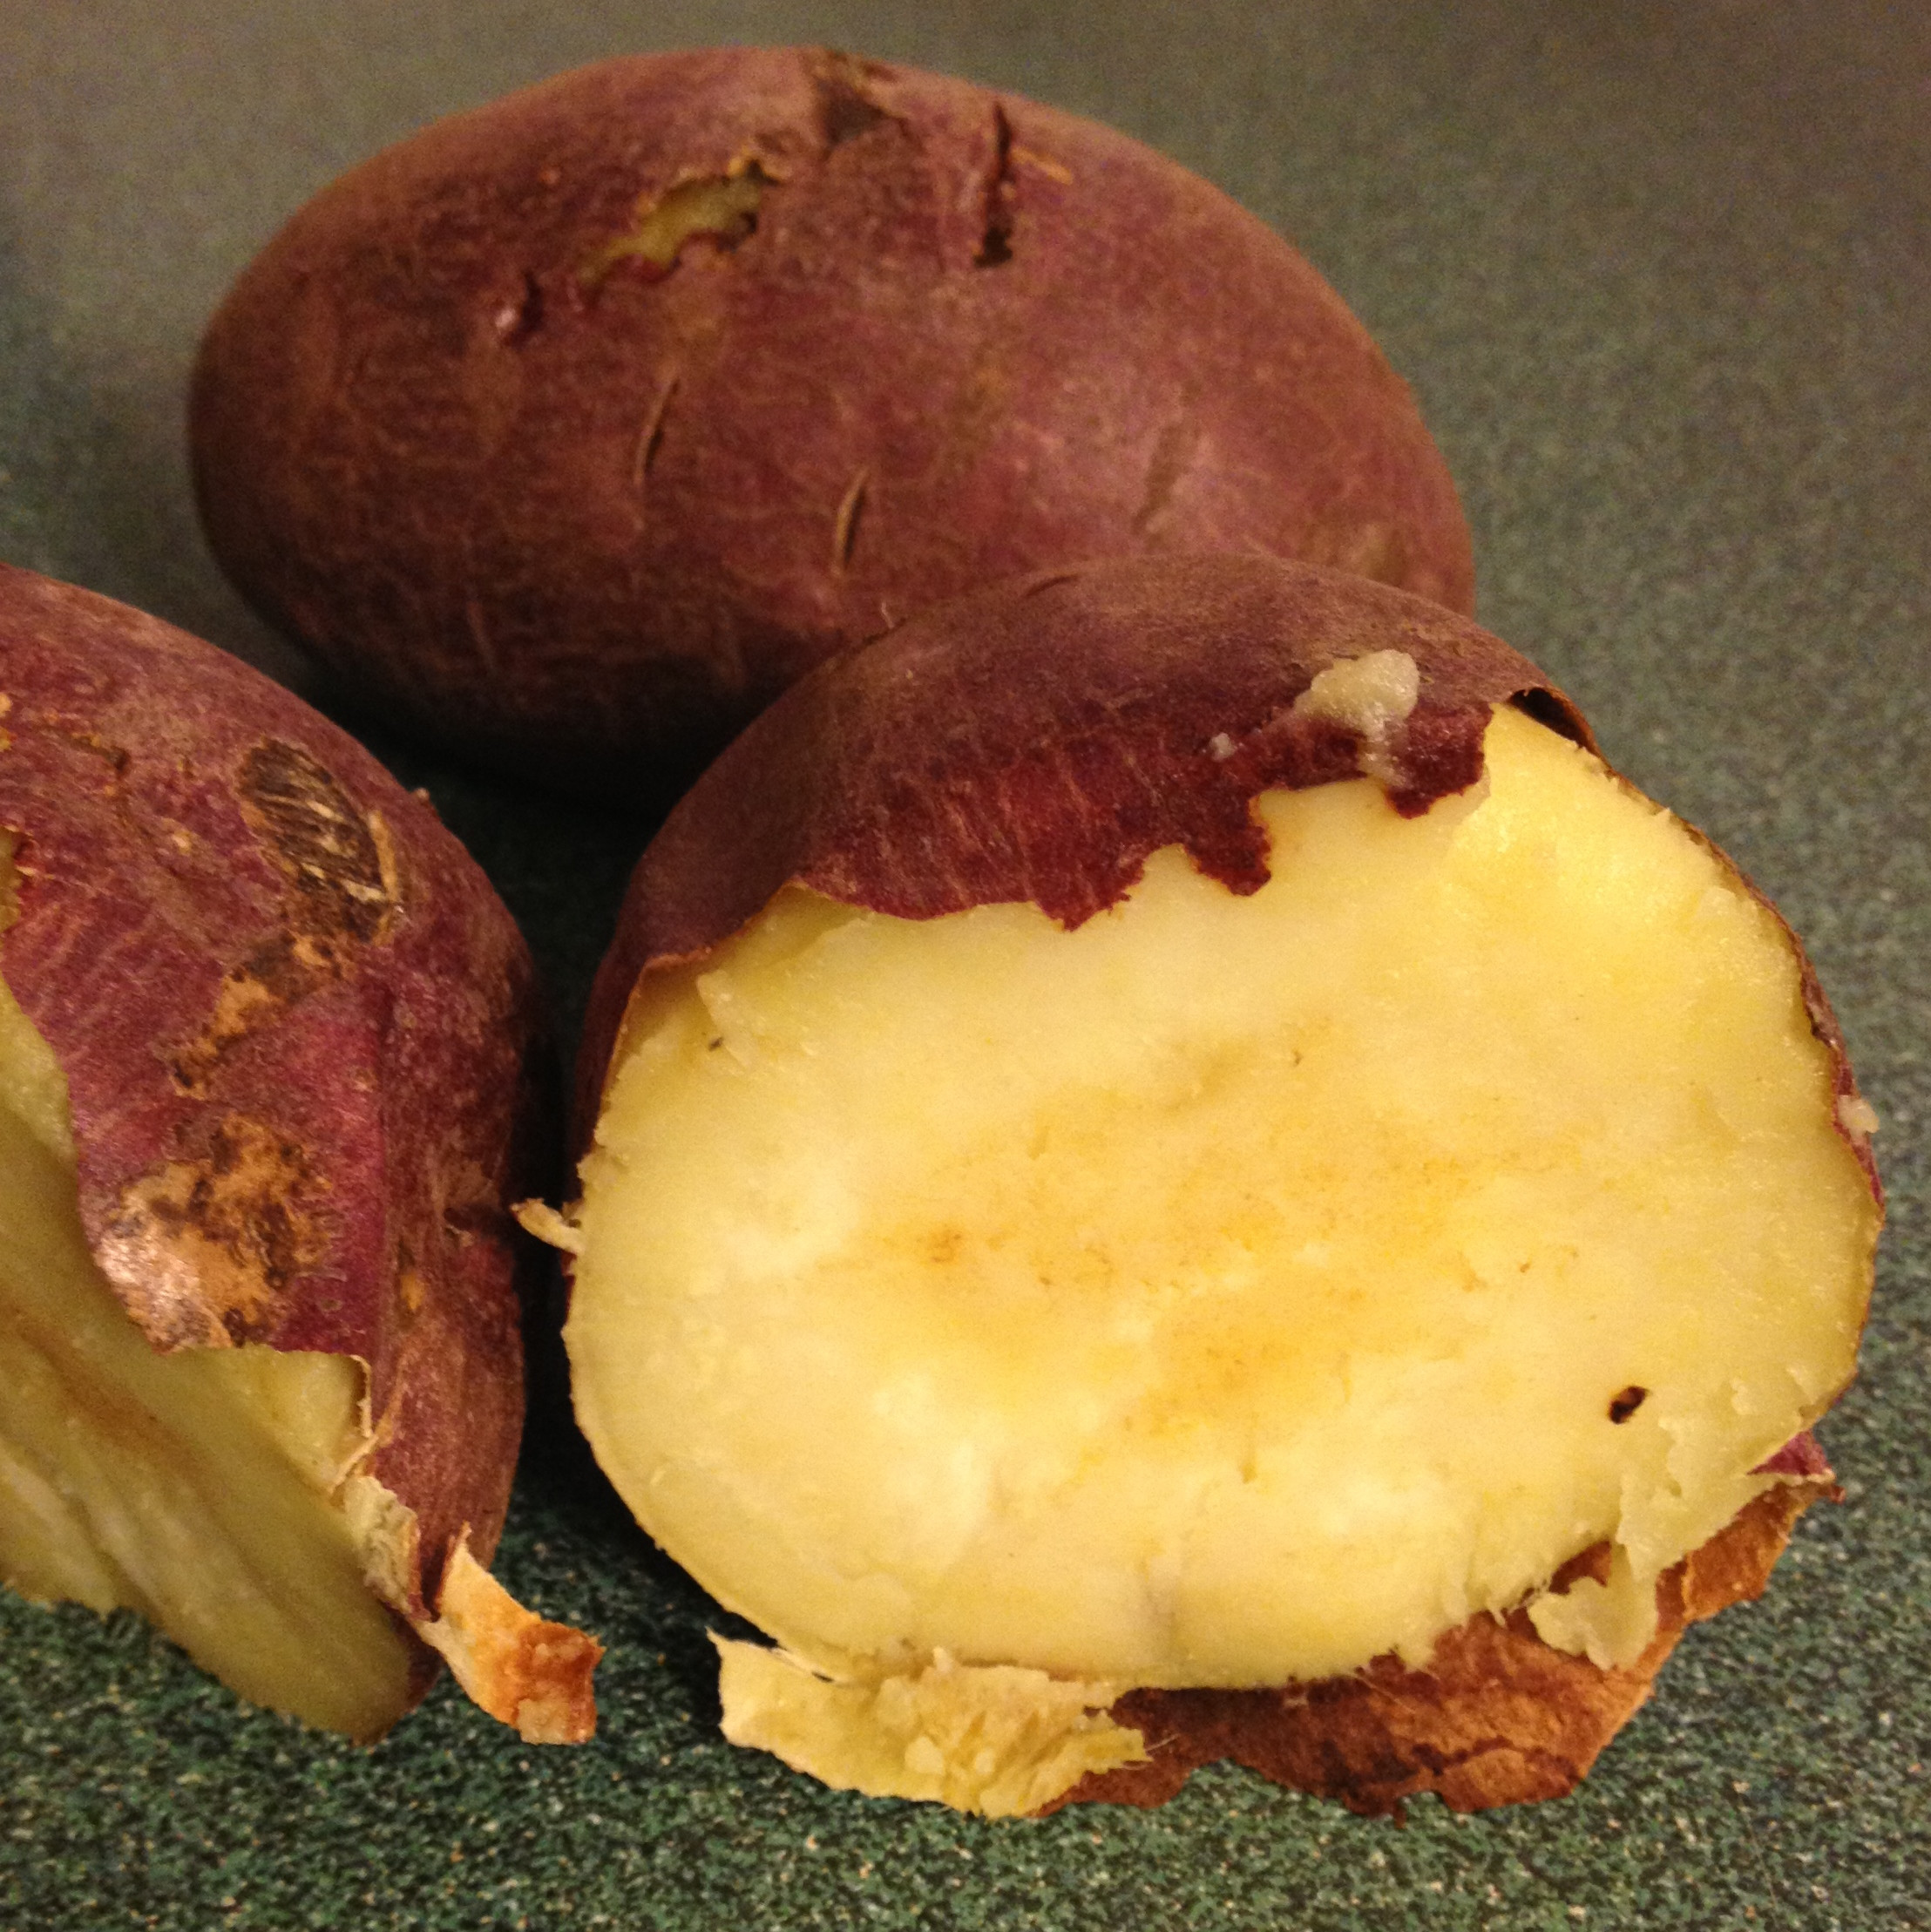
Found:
[239,740,397,946]
[171,743,399,1093]
[579,161,771,291]
[1609,1386,1649,1424]
[97,1115,329,1347]
[831,469,870,574]
[172,934,309,1095]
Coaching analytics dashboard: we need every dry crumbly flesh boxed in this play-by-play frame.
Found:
[563,704,1878,1812]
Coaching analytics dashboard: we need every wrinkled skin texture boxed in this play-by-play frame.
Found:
[192,46,1475,802]
[576,554,1879,1811]
[0,566,574,1719]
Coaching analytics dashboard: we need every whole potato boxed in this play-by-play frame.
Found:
[191,46,1474,802]
[0,566,599,1743]
[552,555,1876,1816]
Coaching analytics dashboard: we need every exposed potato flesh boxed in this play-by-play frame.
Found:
[566,706,1876,1803]
[0,948,418,1738]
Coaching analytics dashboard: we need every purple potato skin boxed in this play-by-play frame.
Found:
[191,46,1475,803]
[572,552,1879,1813]
[0,565,595,1734]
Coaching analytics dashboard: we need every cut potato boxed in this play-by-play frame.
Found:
[0,992,417,1734]
[0,566,600,1741]
[557,556,1878,1813]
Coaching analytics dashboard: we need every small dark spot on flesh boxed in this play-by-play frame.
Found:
[1511,687,1593,750]
[708,1036,724,1051]
[1609,1386,1649,1424]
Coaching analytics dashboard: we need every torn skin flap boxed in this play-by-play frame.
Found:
[345,1477,602,1744]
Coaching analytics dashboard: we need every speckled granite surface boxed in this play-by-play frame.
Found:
[2,4,1927,1927]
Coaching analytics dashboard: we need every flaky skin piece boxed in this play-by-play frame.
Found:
[0,566,599,1742]
[191,45,1474,802]
[573,554,1880,1814]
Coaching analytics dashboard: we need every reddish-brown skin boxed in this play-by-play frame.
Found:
[191,46,1475,803]
[0,566,539,1632]
[575,552,1880,1813]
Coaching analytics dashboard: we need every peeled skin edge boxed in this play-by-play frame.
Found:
[562,700,1879,1815]
[0,881,592,1743]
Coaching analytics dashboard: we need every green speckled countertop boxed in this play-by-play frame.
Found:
[3,4,1927,1927]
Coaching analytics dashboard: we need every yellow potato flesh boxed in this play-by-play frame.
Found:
[570,708,1875,1702]
[0,846,417,1739]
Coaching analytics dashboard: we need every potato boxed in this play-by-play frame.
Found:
[189,45,1474,803]
[0,566,600,1744]
[546,554,1878,1816]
